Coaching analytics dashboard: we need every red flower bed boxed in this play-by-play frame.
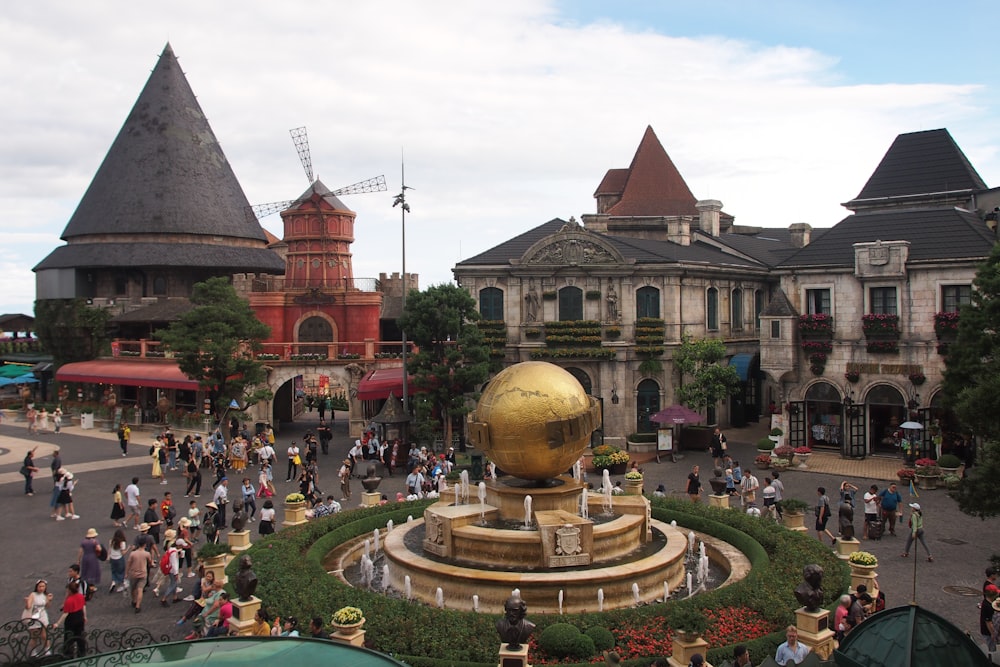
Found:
[527,606,777,664]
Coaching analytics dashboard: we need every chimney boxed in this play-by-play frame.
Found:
[789,223,812,248]
[695,200,722,236]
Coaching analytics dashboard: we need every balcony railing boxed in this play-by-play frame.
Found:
[249,277,381,293]
[109,339,412,362]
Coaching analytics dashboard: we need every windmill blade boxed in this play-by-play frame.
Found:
[331,175,388,196]
[246,200,298,222]
[289,126,314,183]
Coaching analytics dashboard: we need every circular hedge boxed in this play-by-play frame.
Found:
[233,497,847,666]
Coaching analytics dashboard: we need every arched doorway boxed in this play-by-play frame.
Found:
[299,316,333,357]
[636,379,660,433]
[564,367,593,395]
[804,381,843,452]
[866,384,906,455]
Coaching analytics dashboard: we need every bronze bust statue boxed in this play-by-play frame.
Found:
[231,499,246,532]
[234,554,258,602]
[793,564,824,612]
[495,595,535,650]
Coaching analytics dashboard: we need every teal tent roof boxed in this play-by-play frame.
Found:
[835,604,990,667]
[48,637,410,667]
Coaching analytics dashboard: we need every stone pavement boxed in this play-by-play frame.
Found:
[0,413,994,652]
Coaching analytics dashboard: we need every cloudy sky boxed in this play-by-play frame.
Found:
[2,0,998,318]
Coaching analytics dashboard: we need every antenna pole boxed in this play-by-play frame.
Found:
[392,154,412,408]
[401,158,408,407]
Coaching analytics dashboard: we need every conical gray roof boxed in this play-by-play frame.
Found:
[58,43,270,245]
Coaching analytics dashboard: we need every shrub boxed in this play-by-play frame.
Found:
[585,626,615,651]
[781,498,810,513]
[756,438,775,450]
[769,428,784,437]
[539,623,589,659]
[671,605,709,634]
[937,454,962,468]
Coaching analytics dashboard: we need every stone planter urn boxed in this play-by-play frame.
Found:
[596,463,628,476]
[283,500,307,527]
[849,563,877,576]
[916,474,940,490]
[782,511,806,531]
[332,618,366,633]
[796,453,811,469]
[624,478,643,496]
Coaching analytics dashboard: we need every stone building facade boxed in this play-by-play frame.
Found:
[455,126,998,455]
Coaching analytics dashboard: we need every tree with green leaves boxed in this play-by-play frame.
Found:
[941,243,1000,517]
[673,335,741,415]
[34,299,111,368]
[156,277,272,412]
[398,284,490,448]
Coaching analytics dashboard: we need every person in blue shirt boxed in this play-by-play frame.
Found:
[774,625,811,665]
[877,483,903,536]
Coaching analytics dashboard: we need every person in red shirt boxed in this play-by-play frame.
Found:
[205,591,233,637]
[52,581,87,657]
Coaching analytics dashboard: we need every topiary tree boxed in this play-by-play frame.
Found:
[673,335,741,416]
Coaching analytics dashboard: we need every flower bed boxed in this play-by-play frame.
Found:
[238,498,847,666]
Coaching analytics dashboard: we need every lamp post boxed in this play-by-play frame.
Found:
[393,167,412,405]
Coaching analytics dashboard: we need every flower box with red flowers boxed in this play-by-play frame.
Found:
[866,339,898,354]
[794,446,813,455]
[799,314,834,338]
[933,311,960,338]
[862,313,900,337]
[801,340,832,355]
[896,468,916,481]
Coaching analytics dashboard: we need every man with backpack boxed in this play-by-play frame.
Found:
[203,503,220,544]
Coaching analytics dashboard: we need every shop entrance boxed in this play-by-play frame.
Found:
[866,384,906,456]
[804,381,843,451]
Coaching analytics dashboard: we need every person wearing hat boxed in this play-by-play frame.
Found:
[77,528,104,593]
[212,478,229,527]
[55,470,78,520]
[901,502,933,562]
[203,503,220,544]
[158,529,185,606]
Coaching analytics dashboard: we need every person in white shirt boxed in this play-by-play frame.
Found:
[286,443,300,482]
[740,470,759,507]
[863,484,880,539]
[125,478,142,530]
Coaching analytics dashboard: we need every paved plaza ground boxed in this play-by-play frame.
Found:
[0,412,995,653]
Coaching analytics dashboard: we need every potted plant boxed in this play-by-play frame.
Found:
[780,498,810,530]
[937,453,962,474]
[624,470,643,495]
[756,437,776,454]
[844,370,860,383]
[794,446,813,468]
[848,551,878,573]
[942,473,962,490]
[896,468,916,483]
[197,542,232,562]
[283,493,308,527]
[331,605,366,632]
[914,459,941,489]
[754,454,772,470]
[908,372,926,386]
[591,445,629,474]
[671,606,709,641]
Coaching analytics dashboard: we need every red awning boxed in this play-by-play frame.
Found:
[56,360,201,391]
[357,367,413,401]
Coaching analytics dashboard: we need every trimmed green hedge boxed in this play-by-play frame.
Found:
[234,497,848,666]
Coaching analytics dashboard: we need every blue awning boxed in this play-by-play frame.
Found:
[728,353,756,381]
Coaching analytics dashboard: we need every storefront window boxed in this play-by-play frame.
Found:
[805,381,842,448]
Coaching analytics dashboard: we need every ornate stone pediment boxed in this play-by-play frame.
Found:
[522,231,625,266]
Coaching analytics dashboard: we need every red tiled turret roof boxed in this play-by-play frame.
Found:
[601,126,699,217]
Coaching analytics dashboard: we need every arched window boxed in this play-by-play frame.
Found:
[564,367,593,395]
[706,287,719,330]
[559,286,583,322]
[636,379,661,433]
[479,287,503,321]
[636,286,660,319]
[731,288,743,330]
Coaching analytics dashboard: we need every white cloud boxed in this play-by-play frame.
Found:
[0,0,996,315]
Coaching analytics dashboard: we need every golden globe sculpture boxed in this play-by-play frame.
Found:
[467,361,601,480]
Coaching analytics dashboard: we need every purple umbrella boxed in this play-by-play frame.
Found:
[649,405,704,425]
